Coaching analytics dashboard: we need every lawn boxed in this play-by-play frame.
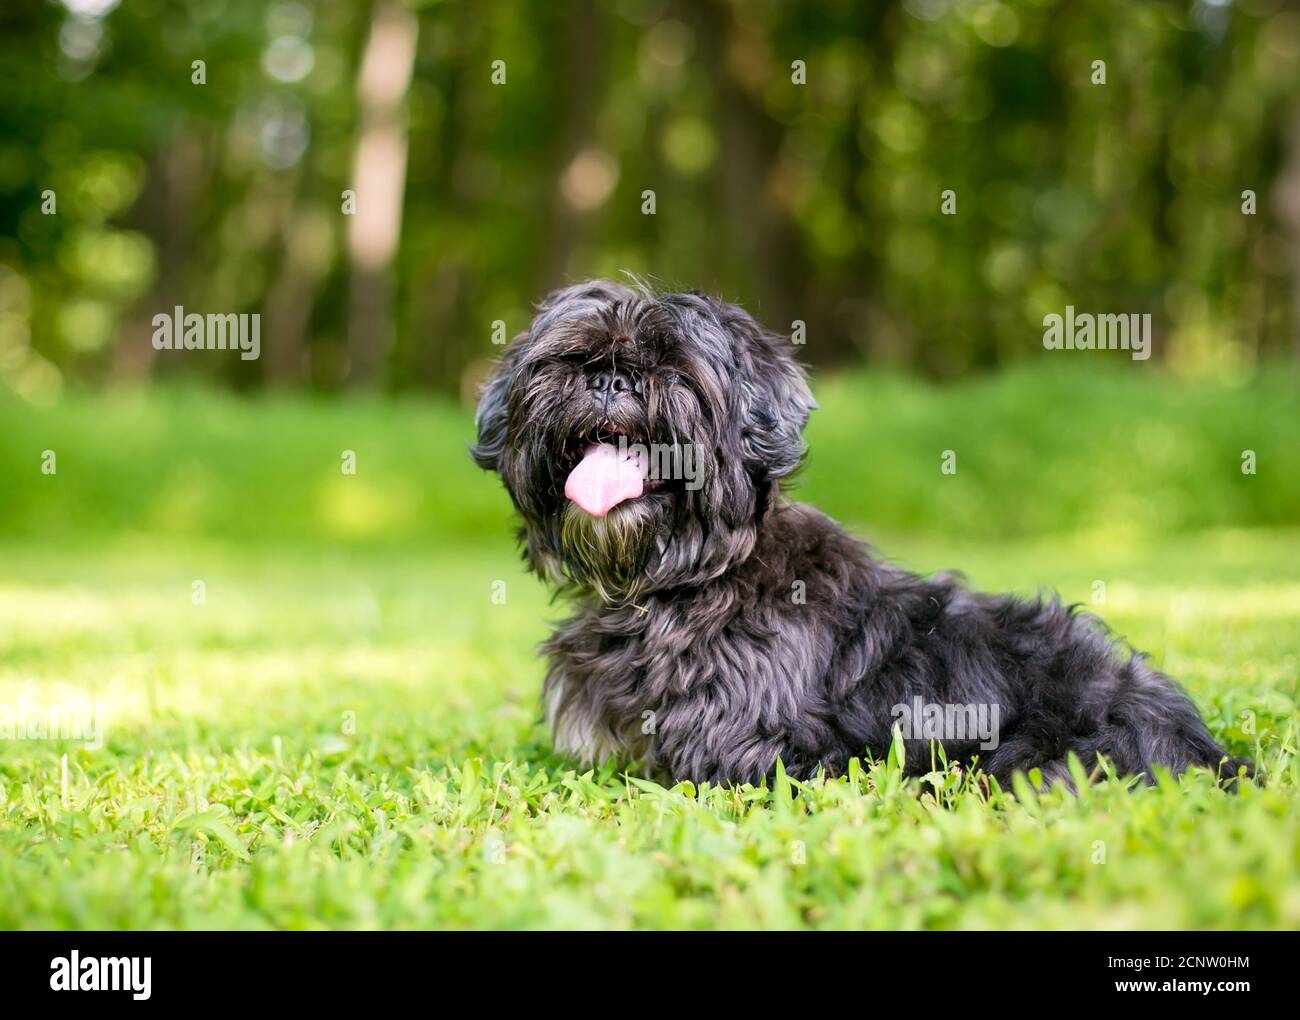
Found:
[1,367,1297,929]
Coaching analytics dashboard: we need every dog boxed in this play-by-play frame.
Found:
[472,280,1251,789]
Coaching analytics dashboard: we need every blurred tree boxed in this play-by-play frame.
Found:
[347,0,419,388]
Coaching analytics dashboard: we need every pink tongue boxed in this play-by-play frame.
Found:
[564,443,645,517]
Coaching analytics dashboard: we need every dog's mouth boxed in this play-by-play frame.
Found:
[560,426,679,517]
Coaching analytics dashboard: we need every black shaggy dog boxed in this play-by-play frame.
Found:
[472,280,1250,789]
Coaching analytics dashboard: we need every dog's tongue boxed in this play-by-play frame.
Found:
[564,443,644,517]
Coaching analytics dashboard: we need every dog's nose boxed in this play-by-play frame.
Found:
[588,369,636,398]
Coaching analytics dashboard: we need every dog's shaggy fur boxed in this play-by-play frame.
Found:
[472,280,1250,788]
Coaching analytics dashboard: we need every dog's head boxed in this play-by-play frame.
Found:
[471,280,815,601]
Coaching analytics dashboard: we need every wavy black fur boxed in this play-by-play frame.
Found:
[472,280,1251,789]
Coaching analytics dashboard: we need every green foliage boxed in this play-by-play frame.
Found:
[803,363,1300,537]
[1,0,1296,397]
[1,365,1295,544]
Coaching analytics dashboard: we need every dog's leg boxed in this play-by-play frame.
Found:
[1091,654,1254,785]
[983,648,1252,788]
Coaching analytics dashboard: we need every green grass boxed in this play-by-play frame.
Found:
[1,368,1298,929]
[3,363,1298,545]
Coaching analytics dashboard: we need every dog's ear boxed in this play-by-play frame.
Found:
[711,299,816,481]
[469,343,520,472]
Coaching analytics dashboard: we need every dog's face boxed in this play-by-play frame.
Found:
[471,281,814,601]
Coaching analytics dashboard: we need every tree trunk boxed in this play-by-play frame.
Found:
[346,0,419,389]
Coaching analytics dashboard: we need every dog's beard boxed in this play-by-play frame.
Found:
[557,499,657,603]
